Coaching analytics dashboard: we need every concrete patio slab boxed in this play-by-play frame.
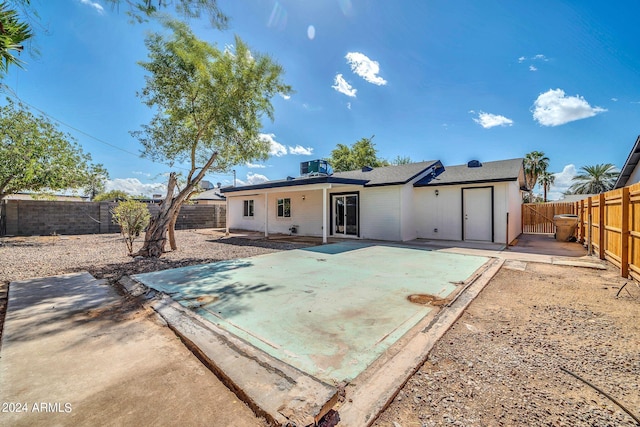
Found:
[128,242,496,425]
[132,242,489,383]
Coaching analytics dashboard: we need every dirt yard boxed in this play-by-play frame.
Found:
[1,231,639,426]
[374,261,640,427]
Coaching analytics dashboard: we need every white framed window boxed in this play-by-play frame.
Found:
[243,200,254,217]
[277,198,291,218]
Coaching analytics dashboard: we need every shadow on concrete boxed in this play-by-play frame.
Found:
[131,260,281,319]
[508,233,587,258]
[3,273,150,348]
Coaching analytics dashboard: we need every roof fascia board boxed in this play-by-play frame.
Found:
[415,177,518,187]
[220,177,368,193]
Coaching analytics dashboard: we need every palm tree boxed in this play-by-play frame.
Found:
[0,2,33,75]
[568,163,619,194]
[538,171,555,202]
[524,151,550,202]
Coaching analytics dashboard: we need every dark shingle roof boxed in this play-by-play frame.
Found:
[220,175,370,193]
[332,161,440,186]
[414,158,524,187]
[221,160,440,193]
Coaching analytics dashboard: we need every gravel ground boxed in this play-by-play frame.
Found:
[0,229,306,285]
[0,229,308,344]
[373,262,640,427]
[2,231,639,426]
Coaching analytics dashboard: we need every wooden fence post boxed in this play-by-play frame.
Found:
[599,193,605,260]
[621,187,630,278]
[579,199,585,243]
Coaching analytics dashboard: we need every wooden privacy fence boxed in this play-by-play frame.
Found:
[574,183,640,280]
[523,184,640,280]
[522,202,576,234]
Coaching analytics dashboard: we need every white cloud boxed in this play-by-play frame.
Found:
[533,54,548,61]
[518,56,526,63]
[345,52,387,86]
[258,134,314,156]
[332,74,357,97]
[473,111,514,129]
[246,172,269,185]
[546,164,577,200]
[80,0,104,14]
[132,171,152,178]
[529,65,538,72]
[260,133,287,157]
[611,98,618,102]
[246,162,266,168]
[347,102,352,110]
[532,88,607,126]
[288,145,313,155]
[280,93,291,100]
[105,178,166,197]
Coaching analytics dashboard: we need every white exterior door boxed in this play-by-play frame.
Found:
[463,187,493,241]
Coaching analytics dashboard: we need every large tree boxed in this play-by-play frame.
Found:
[524,151,550,202]
[327,135,388,172]
[0,1,32,77]
[568,163,618,194]
[83,164,110,200]
[106,0,227,27]
[538,170,555,202]
[131,19,291,257]
[0,98,99,201]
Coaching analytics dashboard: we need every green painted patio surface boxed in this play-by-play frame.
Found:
[133,242,488,383]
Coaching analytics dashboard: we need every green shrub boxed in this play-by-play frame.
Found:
[112,200,151,255]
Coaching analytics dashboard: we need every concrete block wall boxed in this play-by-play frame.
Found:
[1,200,226,236]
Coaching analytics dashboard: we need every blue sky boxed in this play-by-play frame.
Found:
[4,0,640,200]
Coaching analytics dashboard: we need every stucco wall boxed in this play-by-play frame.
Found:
[414,181,520,244]
[359,186,402,241]
[227,190,325,236]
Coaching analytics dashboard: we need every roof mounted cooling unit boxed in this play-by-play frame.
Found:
[300,159,332,176]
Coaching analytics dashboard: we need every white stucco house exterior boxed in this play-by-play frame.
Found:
[221,158,527,245]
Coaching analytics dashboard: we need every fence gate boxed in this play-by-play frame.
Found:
[522,202,576,234]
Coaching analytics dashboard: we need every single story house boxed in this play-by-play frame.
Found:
[613,135,640,189]
[221,158,527,244]
[191,189,226,205]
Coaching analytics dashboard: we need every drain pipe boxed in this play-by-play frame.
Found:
[505,213,509,249]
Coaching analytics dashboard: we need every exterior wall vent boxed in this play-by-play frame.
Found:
[467,160,482,168]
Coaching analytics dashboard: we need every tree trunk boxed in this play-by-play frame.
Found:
[134,172,184,258]
[134,152,219,258]
[168,211,178,251]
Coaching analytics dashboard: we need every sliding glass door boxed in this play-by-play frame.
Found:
[333,194,358,236]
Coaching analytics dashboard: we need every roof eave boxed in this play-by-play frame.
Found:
[414,177,518,187]
[614,135,640,189]
[220,176,369,193]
